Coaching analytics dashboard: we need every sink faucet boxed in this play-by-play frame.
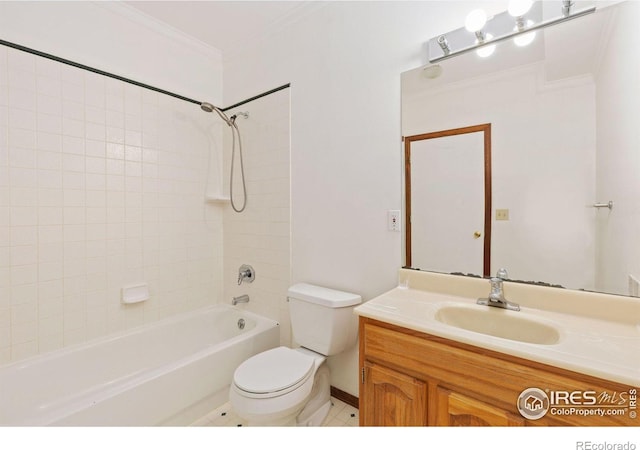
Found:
[477,269,520,311]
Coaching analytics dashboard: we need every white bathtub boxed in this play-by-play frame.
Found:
[0,304,279,426]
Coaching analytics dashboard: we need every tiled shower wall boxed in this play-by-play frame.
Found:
[0,46,224,363]
[223,89,291,346]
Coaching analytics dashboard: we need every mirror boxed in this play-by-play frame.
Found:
[401,1,640,297]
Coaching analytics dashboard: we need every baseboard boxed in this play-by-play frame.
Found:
[330,386,359,409]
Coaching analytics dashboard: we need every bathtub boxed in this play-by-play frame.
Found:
[0,304,279,426]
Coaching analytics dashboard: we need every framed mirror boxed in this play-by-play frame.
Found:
[401,1,640,297]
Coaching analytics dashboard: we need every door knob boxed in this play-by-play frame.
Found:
[473,231,482,239]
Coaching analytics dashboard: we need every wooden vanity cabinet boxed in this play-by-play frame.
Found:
[359,317,637,427]
[362,361,428,426]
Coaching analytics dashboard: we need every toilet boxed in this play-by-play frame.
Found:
[229,283,361,426]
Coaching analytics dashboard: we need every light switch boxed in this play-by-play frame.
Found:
[388,210,401,231]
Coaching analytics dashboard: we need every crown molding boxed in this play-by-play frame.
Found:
[94,1,222,61]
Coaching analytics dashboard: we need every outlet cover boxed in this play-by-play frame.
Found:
[496,209,510,221]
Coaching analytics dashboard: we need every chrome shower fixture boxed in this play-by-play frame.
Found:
[200,102,233,127]
[237,265,255,285]
[232,111,249,120]
[201,101,248,213]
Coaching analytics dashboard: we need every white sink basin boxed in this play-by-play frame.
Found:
[435,305,560,345]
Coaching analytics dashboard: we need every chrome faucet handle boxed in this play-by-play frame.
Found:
[237,264,255,285]
[489,277,505,301]
[479,275,521,311]
[496,268,509,279]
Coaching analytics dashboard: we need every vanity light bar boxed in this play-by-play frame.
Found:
[427,3,596,63]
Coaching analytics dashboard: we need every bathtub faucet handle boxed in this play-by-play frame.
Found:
[238,264,255,285]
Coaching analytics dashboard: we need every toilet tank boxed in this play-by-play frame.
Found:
[287,283,362,356]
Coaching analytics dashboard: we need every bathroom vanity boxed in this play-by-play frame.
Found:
[355,269,639,426]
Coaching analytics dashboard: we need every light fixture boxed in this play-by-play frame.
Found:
[476,33,496,58]
[509,0,536,47]
[427,1,596,63]
[464,9,496,58]
[508,0,533,18]
[513,20,536,47]
[437,35,450,55]
[562,0,574,17]
[465,9,488,33]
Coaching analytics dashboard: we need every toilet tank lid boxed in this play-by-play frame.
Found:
[288,283,362,308]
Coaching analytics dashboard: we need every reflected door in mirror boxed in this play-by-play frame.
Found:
[405,124,491,276]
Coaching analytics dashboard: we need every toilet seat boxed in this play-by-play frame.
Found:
[233,347,315,399]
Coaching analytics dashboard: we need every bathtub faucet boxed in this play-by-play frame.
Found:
[238,264,255,285]
[232,294,250,306]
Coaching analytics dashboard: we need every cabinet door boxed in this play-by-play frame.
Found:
[362,361,428,426]
[436,387,525,426]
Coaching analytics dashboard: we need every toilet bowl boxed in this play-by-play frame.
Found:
[229,283,361,426]
[229,346,330,426]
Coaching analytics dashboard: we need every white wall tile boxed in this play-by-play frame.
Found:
[9,128,36,149]
[62,100,84,121]
[37,132,62,153]
[9,144,37,169]
[223,90,290,346]
[11,264,37,286]
[2,51,223,362]
[37,76,61,98]
[37,151,62,171]
[62,82,84,103]
[37,93,62,117]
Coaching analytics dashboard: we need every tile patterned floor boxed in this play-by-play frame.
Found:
[190,397,359,427]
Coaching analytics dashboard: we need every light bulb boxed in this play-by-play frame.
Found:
[514,20,536,46]
[476,33,496,58]
[508,0,533,17]
[465,9,487,33]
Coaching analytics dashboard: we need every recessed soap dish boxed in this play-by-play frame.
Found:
[205,195,230,204]
[121,283,150,304]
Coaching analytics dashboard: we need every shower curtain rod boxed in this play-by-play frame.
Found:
[0,38,290,112]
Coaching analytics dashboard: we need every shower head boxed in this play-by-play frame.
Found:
[200,102,215,113]
[200,102,233,126]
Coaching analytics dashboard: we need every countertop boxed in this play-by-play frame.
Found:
[355,270,640,387]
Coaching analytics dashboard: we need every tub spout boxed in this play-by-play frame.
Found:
[232,295,250,306]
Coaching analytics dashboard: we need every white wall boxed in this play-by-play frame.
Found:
[403,64,597,290]
[0,2,224,363]
[223,1,506,397]
[595,0,640,295]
